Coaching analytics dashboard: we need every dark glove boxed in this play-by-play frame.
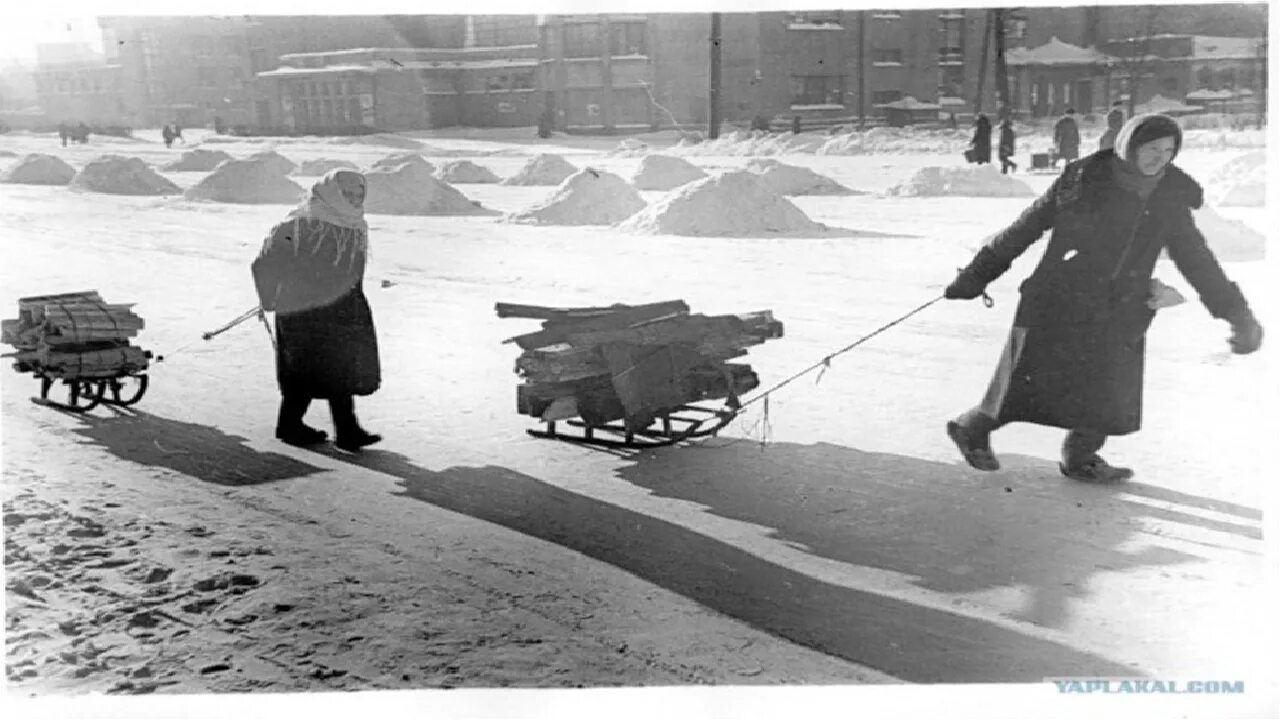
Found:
[1228,309,1263,354]
[945,271,988,300]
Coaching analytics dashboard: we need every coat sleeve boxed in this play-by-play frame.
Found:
[960,173,1062,286]
[250,220,295,311]
[1164,209,1249,321]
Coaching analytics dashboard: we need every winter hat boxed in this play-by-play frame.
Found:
[1113,113,1182,165]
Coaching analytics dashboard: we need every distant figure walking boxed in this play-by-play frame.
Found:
[58,124,69,147]
[251,170,383,451]
[162,124,176,149]
[1052,108,1080,168]
[998,118,1017,174]
[966,113,992,164]
[172,124,185,144]
[1099,102,1126,151]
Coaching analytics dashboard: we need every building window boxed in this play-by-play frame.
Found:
[873,48,903,66]
[511,70,535,89]
[787,11,842,28]
[1008,16,1028,42]
[471,16,536,47]
[486,75,506,92]
[791,75,845,106]
[1162,76,1179,94]
[872,89,903,105]
[1197,66,1214,89]
[938,46,963,65]
[610,22,647,56]
[939,65,964,96]
[1218,67,1236,88]
[563,23,601,59]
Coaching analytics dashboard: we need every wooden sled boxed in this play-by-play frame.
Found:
[528,399,740,449]
[31,370,149,413]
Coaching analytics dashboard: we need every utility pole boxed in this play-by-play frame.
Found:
[857,10,866,129]
[974,9,993,116]
[708,13,722,139]
[993,8,1010,117]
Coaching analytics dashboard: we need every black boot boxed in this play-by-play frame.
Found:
[331,395,381,452]
[1059,429,1133,483]
[946,409,1002,471]
[276,395,328,446]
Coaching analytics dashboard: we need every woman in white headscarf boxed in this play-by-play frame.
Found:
[941,114,1263,483]
[252,169,382,451]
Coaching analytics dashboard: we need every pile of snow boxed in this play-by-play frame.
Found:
[0,150,18,157]
[1211,151,1266,207]
[183,158,304,204]
[671,130,823,157]
[607,138,650,157]
[363,160,493,216]
[162,148,233,172]
[0,154,76,185]
[500,154,577,186]
[746,158,858,196]
[70,155,180,195]
[618,170,827,237]
[506,168,646,226]
[370,153,434,174]
[295,158,359,176]
[1191,206,1266,262]
[884,164,1035,198]
[630,154,707,191]
[245,150,297,176]
[435,160,500,184]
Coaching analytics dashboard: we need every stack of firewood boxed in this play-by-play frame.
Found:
[497,300,783,430]
[2,290,150,379]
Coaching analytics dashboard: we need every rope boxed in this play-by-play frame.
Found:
[736,295,945,411]
[153,305,262,364]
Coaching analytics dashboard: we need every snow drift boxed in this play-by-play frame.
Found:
[618,170,827,237]
[506,168,646,226]
[630,154,707,191]
[435,160,501,184]
[162,149,233,172]
[295,158,359,176]
[501,154,577,186]
[245,150,298,176]
[1211,151,1266,208]
[183,158,304,204]
[0,154,76,185]
[1191,206,1266,262]
[70,156,180,195]
[363,160,494,216]
[884,164,1035,198]
[746,158,858,196]
[370,153,434,174]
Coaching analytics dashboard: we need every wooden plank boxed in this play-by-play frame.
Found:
[508,301,691,350]
[496,299,687,322]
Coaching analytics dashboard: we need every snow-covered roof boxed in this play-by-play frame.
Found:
[1006,36,1109,66]
[257,65,378,78]
[1192,35,1259,61]
[1135,94,1204,115]
[258,58,538,78]
[279,45,539,61]
[1185,88,1235,101]
[875,95,941,111]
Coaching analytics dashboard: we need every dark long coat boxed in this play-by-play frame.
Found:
[1053,116,1081,161]
[252,218,381,400]
[959,150,1246,435]
[968,116,992,164]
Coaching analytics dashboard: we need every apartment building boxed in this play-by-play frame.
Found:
[28,42,128,127]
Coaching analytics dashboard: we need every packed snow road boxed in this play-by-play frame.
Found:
[1,128,1273,699]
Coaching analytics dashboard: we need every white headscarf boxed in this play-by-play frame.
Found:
[286,169,368,233]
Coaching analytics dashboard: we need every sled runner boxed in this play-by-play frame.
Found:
[499,300,782,449]
[3,291,152,412]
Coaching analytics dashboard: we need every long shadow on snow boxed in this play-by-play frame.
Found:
[66,408,326,486]
[616,441,1258,633]
[326,447,1139,684]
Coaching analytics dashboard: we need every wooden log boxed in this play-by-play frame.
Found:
[496,299,688,322]
[507,301,692,350]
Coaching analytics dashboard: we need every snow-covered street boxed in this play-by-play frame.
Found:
[1,125,1275,710]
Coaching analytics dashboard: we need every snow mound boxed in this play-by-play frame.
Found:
[183,158,304,204]
[162,149,233,172]
[506,168,646,226]
[607,138,650,157]
[244,150,297,176]
[618,170,826,237]
[0,153,76,185]
[0,150,18,157]
[1191,206,1266,262]
[370,153,434,174]
[884,164,1034,198]
[330,133,423,150]
[746,158,859,196]
[363,160,494,216]
[1211,151,1266,207]
[501,153,577,186]
[435,160,501,184]
[70,155,180,195]
[295,158,359,176]
[631,154,707,191]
